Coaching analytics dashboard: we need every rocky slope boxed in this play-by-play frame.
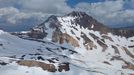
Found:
[0,11,134,75]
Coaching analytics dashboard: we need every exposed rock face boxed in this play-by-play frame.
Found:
[58,62,70,72]
[81,32,95,50]
[97,39,108,51]
[46,15,62,29]
[52,28,62,43]
[0,61,8,65]
[27,29,46,39]
[111,45,120,54]
[128,45,134,48]
[11,27,47,39]
[17,60,70,72]
[89,33,99,40]
[101,35,113,42]
[67,11,110,34]
[103,61,111,65]
[123,65,134,70]
[63,33,80,47]
[52,28,79,47]
[122,47,134,59]
[111,29,134,38]
[17,60,57,72]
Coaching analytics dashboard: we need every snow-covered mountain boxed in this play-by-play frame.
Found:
[0,11,134,75]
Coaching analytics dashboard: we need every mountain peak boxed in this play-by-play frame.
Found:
[45,15,58,22]
[66,11,88,17]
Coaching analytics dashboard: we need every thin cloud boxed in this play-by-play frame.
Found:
[75,0,134,27]
[20,0,72,14]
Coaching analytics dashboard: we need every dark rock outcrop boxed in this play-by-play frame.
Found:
[17,60,70,72]
[58,62,70,72]
[111,29,134,38]
[111,45,120,54]
[52,28,79,47]
[97,39,108,51]
[81,32,95,50]
[27,29,46,39]
[67,11,110,34]
[67,11,134,37]
[17,60,57,72]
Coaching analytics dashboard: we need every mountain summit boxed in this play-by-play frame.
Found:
[24,11,134,39]
[66,11,89,17]
[66,11,110,33]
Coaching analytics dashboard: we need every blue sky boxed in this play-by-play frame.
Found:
[67,0,105,7]
[0,0,134,31]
